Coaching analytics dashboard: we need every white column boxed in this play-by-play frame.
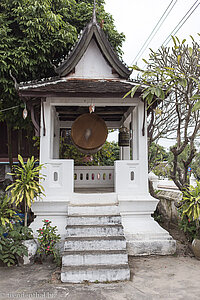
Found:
[116,100,176,256]
[131,107,139,160]
[52,108,60,159]
[119,147,123,160]
[122,117,130,160]
[40,100,51,163]
[137,101,148,194]
[122,147,130,160]
[33,100,73,238]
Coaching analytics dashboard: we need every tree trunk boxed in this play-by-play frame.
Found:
[17,128,22,156]
[24,198,28,227]
[6,121,13,170]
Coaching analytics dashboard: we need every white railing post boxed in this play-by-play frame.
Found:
[190,174,197,187]
[148,171,159,190]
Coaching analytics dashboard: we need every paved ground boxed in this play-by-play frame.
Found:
[0,255,200,300]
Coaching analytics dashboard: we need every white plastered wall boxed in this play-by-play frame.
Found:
[115,100,176,255]
[69,39,119,79]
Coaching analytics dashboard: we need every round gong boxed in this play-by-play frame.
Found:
[71,113,108,153]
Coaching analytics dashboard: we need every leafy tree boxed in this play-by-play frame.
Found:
[0,0,125,167]
[148,142,169,171]
[148,142,169,178]
[129,35,200,191]
[61,139,119,166]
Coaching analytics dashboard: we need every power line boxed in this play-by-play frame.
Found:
[162,0,200,46]
[131,0,178,65]
[133,0,178,64]
[0,105,20,113]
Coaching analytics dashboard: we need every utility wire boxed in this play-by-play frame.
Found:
[162,0,200,46]
[131,0,177,65]
[0,105,20,113]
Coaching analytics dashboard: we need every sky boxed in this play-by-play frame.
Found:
[104,0,200,68]
[105,0,200,148]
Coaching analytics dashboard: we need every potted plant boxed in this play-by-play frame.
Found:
[6,155,45,227]
[179,181,200,259]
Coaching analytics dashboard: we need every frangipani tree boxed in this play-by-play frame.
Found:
[127,35,200,191]
[6,155,45,227]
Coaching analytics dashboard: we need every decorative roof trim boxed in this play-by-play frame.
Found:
[55,15,132,79]
[92,0,97,24]
[19,78,67,90]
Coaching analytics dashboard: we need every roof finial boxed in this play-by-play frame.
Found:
[92,0,97,23]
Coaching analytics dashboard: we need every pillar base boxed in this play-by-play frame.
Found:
[118,194,176,256]
[126,232,176,256]
[30,201,69,238]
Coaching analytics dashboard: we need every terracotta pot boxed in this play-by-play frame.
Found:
[192,238,200,260]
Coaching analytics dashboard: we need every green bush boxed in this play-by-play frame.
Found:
[177,210,197,242]
[178,182,200,241]
[37,220,61,266]
[0,193,20,228]
[6,155,45,227]
[0,224,33,266]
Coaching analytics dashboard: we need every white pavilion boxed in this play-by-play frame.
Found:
[19,5,175,283]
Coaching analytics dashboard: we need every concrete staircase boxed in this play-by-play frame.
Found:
[61,201,130,283]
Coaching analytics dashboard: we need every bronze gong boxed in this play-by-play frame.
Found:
[71,113,108,154]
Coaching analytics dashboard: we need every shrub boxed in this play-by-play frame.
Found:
[0,193,20,228]
[6,155,45,227]
[37,220,61,266]
[0,224,33,266]
[178,181,200,241]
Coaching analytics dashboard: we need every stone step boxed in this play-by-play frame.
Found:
[66,225,123,237]
[67,215,122,226]
[71,193,118,206]
[68,205,119,216]
[64,236,126,251]
[62,250,128,266]
[61,264,130,283]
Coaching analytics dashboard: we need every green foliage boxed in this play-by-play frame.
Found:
[180,182,200,221]
[129,36,200,110]
[152,210,162,223]
[37,220,61,266]
[60,139,119,166]
[0,224,33,267]
[6,155,45,226]
[0,193,20,228]
[130,36,200,191]
[148,142,169,176]
[178,182,200,240]
[177,211,197,242]
[93,141,119,166]
[191,151,200,180]
[0,0,124,125]
[167,144,195,183]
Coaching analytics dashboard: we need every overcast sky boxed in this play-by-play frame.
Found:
[105,0,200,148]
[105,0,200,68]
